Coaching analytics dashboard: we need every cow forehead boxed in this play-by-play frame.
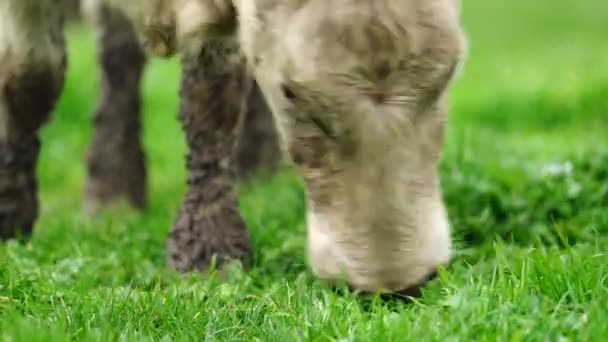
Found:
[240,0,463,83]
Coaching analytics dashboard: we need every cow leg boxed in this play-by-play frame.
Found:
[0,1,66,239]
[84,3,148,211]
[64,0,80,18]
[166,39,252,272]
[235,80,281,179]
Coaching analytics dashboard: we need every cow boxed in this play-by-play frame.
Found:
[0,0,465,295]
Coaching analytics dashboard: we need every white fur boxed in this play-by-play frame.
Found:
[0,1,64,69]
[305,150,452,292]
[235,0,463,291]
[0,0,65,142]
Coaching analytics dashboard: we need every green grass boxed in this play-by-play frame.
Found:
[1,0,608,340]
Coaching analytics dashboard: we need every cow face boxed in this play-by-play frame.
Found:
[237,0,465,293]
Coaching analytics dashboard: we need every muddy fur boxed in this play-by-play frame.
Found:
[0,0,280,248]
[64,0,81,18]
[82,2,278,210]
[166,39,252,271]
[0,0,67,239]
[84,3,148,211]
[0,130,43,240]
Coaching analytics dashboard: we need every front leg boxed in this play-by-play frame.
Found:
[166,38,251,272]
[0,0,67,239]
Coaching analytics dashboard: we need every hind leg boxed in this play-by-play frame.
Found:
[0,1,67,239]
[235,80,281,180]
[83,3,148,211]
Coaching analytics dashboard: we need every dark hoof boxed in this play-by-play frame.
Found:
[166,205,251,273]
[0,141,41,242]
[0,194,37,241]
[0,215,35,241]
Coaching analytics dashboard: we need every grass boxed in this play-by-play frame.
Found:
[1,0,607,340]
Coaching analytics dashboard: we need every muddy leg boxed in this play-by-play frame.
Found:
[84,4,147,211]
[63,0,80,19]
[235,80,281,179]
[166,40,251,272]
[0,1,66,240]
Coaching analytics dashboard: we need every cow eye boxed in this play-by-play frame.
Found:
[281,84,297,101]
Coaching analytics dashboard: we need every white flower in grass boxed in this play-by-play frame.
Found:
[541,161,573,177]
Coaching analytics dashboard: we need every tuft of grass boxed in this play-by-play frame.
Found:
[1,0,607,340]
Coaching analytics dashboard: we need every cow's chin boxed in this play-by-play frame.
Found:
[304,178,452,294]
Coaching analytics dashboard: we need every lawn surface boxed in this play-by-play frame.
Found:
[1,0,607,340]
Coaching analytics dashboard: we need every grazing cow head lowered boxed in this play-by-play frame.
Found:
[237,0,466,294]
[112,0,466,294]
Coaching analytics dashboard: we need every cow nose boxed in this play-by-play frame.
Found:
[394,270,439,298]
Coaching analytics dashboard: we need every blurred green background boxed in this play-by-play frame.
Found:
[46,0,608,247]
